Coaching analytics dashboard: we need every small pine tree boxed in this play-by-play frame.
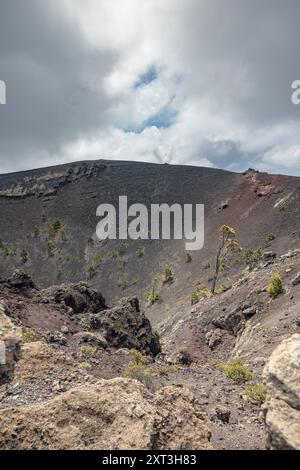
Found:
[267,274,283,297]
[211,225,239,293]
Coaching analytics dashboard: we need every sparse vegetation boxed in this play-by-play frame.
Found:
[124,362,152,386]
[110,250,118,259]
[215,283,232,295]
[47,239,55,257]
[41,212,48,223]
[203,261,211,269]
[118,242,127,255]
[265,233,275,244]
[95,252,102,265]
[87,236,94,246]
[79,362,92,370]
[244,248,262,270]
[20,249,29,264]
[186,252,192,263]
[245,383,266,404]
[221,358,253,383]
[2,246,9,258]
[211,225,239,293]
[137,247,145,258]
[124,349,152,386]
[86,265,96,279]
[164,266,174,284]
[267,274,283,297]
[33,226,40,238]
[60,228,68,242]
[147,290,161,305]
[157,365,168,376]
[22,328,40,344]
[80,345,101,358]
[117,279,129,290]
[191,282,213,304]
[48,218,62,238]
[129,348,149,365]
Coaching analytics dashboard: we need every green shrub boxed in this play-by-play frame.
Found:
[51,218,62,233]
[79,362,92,370]
[124,362,152,386]
[80,345,101,358]
[117,279,129,290]
[20,249,29,264]
[146,291,161,305]
[47,239,55,257]
[129,348,149,365]
[267,274,283,296]
[86,265,96,279]
[110,250,118,259]
[215,284,232,294]
[221,358,253,383]
[245,383,266,404]
[164,266,174,283]
[22,328,40,344]
[203,261,211,269]
[244,248,262,270]
[2,246,9,258]
[265,233,275,243]
[191,282,213,304]
[157,365,168,376]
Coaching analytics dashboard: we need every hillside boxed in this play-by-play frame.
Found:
[0,160,299,315]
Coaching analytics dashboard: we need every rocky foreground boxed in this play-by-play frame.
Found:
[0,247,300,450]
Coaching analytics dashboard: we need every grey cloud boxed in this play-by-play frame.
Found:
[0,0,116,172]
[173,0,300,126]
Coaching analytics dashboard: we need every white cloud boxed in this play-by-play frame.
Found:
[1,0,300,175]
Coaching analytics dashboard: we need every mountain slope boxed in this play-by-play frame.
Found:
[0,160,299,316]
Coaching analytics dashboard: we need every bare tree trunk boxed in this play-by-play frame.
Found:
[211,233,225,293]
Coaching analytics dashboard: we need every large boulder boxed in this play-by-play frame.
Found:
[0,302,21,384]
[37,282,107,314]
[0,378,212,450]
[263,334,300,450]
[2,270,37,293]
[90,297,161,356]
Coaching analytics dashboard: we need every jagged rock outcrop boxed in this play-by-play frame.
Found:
[73,331,108,349]
[37,282,107,314]
[2,270,37,293]
[0,162,107,199]
[0,377,212,450]
[263,334,300,450]
[90,297,161,356]
[0,302,21,384]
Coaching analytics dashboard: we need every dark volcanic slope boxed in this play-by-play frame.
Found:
[0,160,299,309]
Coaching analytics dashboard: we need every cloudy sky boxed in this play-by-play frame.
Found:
[0,0,300,175]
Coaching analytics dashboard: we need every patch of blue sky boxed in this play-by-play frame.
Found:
[134,65,158,89]
[122,105,178,134]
